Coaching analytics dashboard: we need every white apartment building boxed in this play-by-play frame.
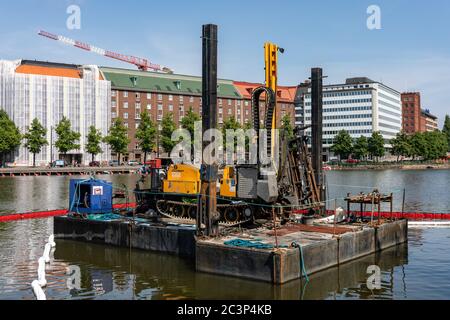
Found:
[0,60,111,166]
[300,77,402,158]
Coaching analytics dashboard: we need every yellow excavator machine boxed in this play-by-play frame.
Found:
[135,42,288,225]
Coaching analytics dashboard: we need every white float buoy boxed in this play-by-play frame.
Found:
[37,257,47,287]
[43,243,52,263]
[31,280,46,300]
[48,234,56,248]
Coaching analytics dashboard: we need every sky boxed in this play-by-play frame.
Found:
[0,0,449,127]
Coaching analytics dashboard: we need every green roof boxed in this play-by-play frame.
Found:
[100,67,242,99]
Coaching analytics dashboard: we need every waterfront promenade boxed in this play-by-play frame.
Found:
[0,166,140,176]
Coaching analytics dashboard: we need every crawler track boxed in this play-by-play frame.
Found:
[156,200,253,228]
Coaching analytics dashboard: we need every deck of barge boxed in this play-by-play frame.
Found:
[54,216,407,284]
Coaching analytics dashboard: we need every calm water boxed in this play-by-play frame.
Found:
[0,170,449,300]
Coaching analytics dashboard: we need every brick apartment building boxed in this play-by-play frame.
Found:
[100,67,297,162]
[401,92,439,134]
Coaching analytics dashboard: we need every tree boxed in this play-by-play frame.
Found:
[423,131,448,160]
[222,116,242,163]
[86,126,103,163]
[160,112,177,154]
[330,130,353,160]
[410,132,427,160]
[353,136,369,160]
[442,115,450,152]
[390,131,412,162]
[23,118,48,167]
[55,117,81,160]
[281,114,294,143]
[181,107,201,141]
[368,132,385,161]
[0,110,22,166]
[103,118,130,165]
[243,121,253,157]
[135,112,156,164]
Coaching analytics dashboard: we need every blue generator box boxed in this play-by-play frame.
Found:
[69,179,113,214]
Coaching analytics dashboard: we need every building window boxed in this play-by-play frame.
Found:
[136,93,140,99]
[136,123,139,129]
[179,96,184,103]
[218,99,222,106]
[124,102,128,109]
[228,109,232,115]
[124,113,129,119]
[190,96,194,103]
[169,105,173,112]
[112,91,116,97]
[228,99,232,106]
[112,112,117,118]
[158,104,163,111]
[147,104,152,110]
[124,122,129,128]
[244,101,249,106]
[123,91,128,98]
[169,95,173,101]
[147,93,152,99]
[136,102,141,109]
[112,100,117,107]
[158,94,163,101]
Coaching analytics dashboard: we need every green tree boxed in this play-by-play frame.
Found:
[281,114,294,143]
[423,131,448,160]
[23,118,48,167]
[243,121,253,155]
[86,126,103,163]
[353,136,369,160]
[390,131,412,162]
[410,132,427,160]
[222,116,242,162]
[330,130,353,160]
[55,117,81,160]
[181,107,201,141]
[442,115,450,152]
[160,112,177,154]
[0,110,22,166]
[368,132,385,161]
[135,112,156,164]
[103,118,130,165]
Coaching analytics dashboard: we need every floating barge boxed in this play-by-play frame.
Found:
[54,215,407,284]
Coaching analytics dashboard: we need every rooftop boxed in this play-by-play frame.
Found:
[233,81,297,103]
[16,60,82,79]
[100,67,242,99]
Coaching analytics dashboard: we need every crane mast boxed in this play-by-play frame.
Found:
[38,30,173,73]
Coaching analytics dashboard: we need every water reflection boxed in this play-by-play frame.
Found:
[53,239,409,300]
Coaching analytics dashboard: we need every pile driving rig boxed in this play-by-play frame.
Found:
[134,43,324,227]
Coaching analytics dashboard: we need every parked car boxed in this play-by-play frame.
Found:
[108,160,119,167]
[89,161,101,167]
[128,160,140,166]
[51,160,67,168]
[345,159,359,164]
